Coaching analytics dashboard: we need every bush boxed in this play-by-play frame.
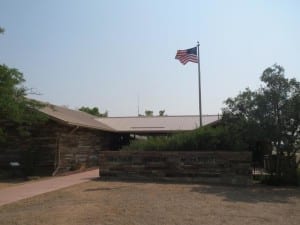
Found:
[263,155,299,186]
[123,126,248,151]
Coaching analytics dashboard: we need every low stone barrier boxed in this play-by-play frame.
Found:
[99,151,252,186]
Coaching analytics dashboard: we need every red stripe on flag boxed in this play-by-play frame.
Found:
[175,48,198,65]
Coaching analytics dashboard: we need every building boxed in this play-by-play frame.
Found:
[0,103,220,175]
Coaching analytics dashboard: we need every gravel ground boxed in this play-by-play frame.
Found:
[0,180,299,225]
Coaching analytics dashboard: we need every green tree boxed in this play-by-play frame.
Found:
[145,110,153,117]
[159,110,165,116]
[0,64,46,142]
[79,106,108,117]
[223,64,300,183]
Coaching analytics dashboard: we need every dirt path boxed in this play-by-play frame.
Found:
[0,169,98,206]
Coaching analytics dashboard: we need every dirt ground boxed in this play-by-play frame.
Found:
[0,180,299,225]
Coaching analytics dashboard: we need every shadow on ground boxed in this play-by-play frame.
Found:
[84,185,132,192]
[91,177,300,204]
[190,184,300,204]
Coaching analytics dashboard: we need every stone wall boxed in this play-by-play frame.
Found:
[56,129,111,173]
[99,151,252,185]
[0,121,59,174]
[0,120,113,175]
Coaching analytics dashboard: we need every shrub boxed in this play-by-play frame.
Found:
[122,126,248,151]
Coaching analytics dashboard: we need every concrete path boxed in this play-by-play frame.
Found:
[0,169,99,206]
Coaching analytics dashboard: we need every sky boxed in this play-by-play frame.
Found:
[1,0,299,116]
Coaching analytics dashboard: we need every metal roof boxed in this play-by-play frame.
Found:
[96,115,220,133]
[39,103,220,133]
[39,104,115,132]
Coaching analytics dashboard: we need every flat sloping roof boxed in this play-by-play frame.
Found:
[39,103,220,133]
[39,104,115,132]
[96,115,220,133]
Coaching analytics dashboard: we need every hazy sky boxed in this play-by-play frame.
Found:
[1,0,299,116]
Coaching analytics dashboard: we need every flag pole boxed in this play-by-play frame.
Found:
[197,41,203,127]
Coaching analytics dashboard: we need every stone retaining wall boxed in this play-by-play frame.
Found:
[99,151,252,185]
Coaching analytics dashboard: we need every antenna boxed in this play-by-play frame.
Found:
[137,94,140,116]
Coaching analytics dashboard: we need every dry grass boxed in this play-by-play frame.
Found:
[0,176,51,190]
[0,180,299,225]
[0,179,26,190]
[0,182,16,190]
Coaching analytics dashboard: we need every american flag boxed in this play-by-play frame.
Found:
[175,47,198,65]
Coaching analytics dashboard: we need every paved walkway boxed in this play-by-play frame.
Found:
[0,169,99,206]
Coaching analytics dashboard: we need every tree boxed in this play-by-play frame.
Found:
[0,27,4,34]
[159,110,165,116]
[79,106,108,117]
[223,64,300,183]
[145,110,153,117]
[0,64,46,142]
